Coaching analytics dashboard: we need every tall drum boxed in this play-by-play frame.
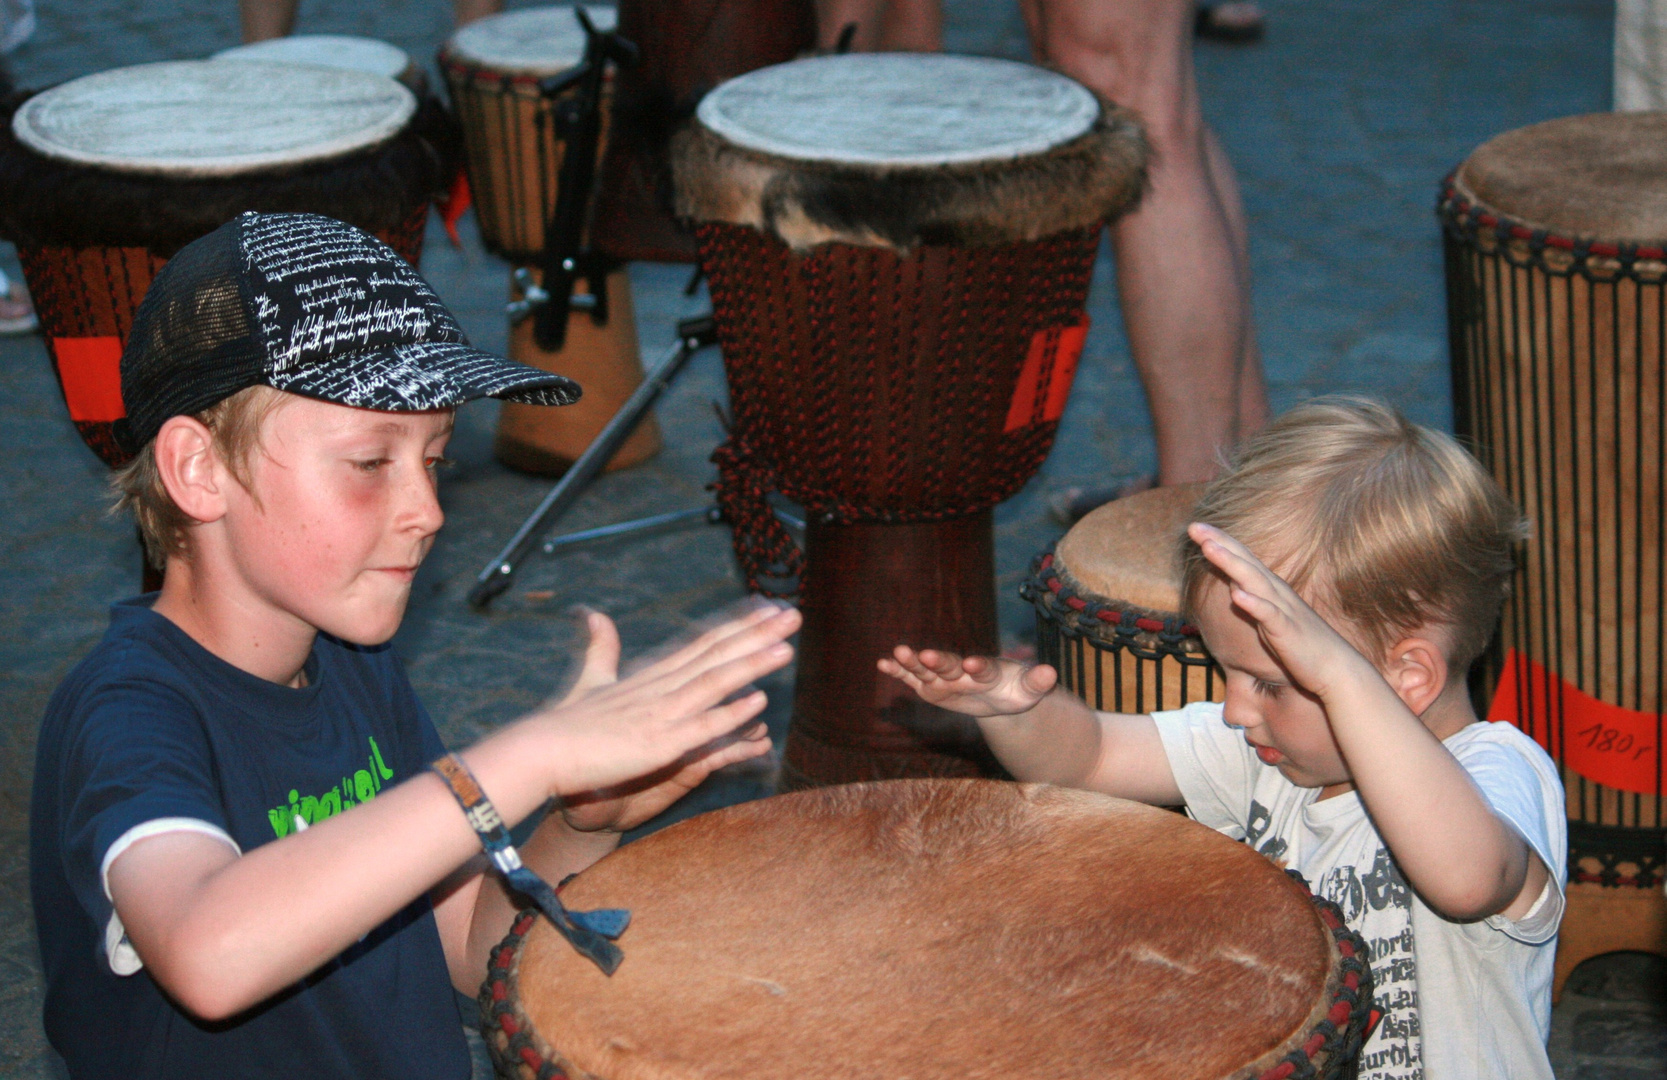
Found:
[483,780,1374,1080]
[0,60,436,467]
[441,6,659,475]
[1028,484,1222,715]
[1440,112,1667,996]
[674,54,1146,786]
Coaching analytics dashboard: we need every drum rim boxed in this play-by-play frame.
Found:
[1026,548,1208,654]
[210,33,413,80]
[441,4,617,77]
[480,865,1374,1080]
[12,59,417,178]
[694,53,1101,168]
[1440,170,1667,268]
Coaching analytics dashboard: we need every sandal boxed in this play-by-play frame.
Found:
[1195,0,1265,43]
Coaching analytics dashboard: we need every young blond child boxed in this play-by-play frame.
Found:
[880,399,1565,1080]
[30,213,801,1079]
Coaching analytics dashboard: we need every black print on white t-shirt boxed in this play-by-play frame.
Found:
[1245,800,1290,863]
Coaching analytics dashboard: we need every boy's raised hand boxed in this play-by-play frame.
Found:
[526,601,799,799]
[878,646,1057,717]
[1187,522,1371,699]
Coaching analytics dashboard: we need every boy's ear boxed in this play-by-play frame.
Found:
[1381,635,1448,717]
[153,416,228,526]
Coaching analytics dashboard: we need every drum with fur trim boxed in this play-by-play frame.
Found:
[673,53,1146,787]
[0,60,440,466]
[482,780,1374,1080]
[1027,484,1224,714]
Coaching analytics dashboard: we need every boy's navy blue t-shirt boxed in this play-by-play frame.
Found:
[31,598,471,1079]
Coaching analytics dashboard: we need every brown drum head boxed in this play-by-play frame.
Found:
[1457,112,1667,240]
[1055,482,1204,616]
[494,780,1345,1080]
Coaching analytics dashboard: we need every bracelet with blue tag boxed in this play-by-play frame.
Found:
[431,753,630,974]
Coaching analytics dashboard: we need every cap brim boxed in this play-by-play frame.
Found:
[267,341,581,411]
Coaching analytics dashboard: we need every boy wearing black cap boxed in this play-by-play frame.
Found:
[30,213,801,1079]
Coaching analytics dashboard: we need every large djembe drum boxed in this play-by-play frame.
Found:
[674,54,1146,787]
[589,0,815,264]
[483,781,1372,1080]
[441,6,659,475]
[1440,112,1667,997]
[0,60,436,467]
[1027,484,1223,714]
[213,33,427,93]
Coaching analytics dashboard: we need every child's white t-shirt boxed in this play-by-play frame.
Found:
[1152,702,1566,1080]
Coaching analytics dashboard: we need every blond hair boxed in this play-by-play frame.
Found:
[111,385,287,570]
[1178,397,1528,672]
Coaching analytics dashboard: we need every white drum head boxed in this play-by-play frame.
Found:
[13,60,416,178]
[445,5,618,76]
[696,53,1100,167]
[212,35,412,81]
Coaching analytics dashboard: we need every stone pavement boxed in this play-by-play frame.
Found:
[0,0,1659,1075]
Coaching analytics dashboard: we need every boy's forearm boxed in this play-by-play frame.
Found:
[976,687,1104,786]
[115,723,561,1020]
[1320,662,1530,918]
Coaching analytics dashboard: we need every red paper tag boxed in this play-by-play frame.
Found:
[1488,648,1663,795]
[52,336,126,422]
[1004,316,1090,433]
[438,171,472,248]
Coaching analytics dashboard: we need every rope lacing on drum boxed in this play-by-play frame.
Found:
[1021,549,1202,647]
[482,910,572,1080]
[709,431,805,597]
[1437,171,1667,281]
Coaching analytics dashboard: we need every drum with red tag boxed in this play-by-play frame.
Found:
[0,60,437,466]
[483,780,1375,1080]
[673,54,1147,786]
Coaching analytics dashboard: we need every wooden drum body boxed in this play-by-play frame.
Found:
[482,780,1373,1080]
[441,6,658,475]
[674,54,1147,787]
[1440,112,1667,996]
[0,60,436,467]
[1028,484,1223,714]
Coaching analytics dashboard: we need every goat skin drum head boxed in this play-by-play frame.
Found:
[444,5,618,76]
[490,780,1344,1080]
[12,60,415,177]
[695,53,1100,166]
[211,35,412,80]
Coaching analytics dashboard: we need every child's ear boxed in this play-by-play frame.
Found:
[1381,635,1448,717]
[153,416,228,526]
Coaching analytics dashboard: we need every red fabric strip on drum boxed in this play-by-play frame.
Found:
[52,336,126,422]
[1004,316,1089,433]
[1488,648,1663,795]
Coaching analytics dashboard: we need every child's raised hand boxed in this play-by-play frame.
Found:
[878,646,1057,717]
[528,600,799,798]
[1187,522,1371,698]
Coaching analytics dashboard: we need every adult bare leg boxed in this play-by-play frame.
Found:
[1206,127,1268,435]
[815,0,942,51]
[239,0,297,42]
[1024,0,1262,485]
[453,0,503,28]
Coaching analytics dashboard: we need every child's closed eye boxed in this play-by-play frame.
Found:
[354,458,390,473]
[425,456,455,472]
[1252,677,1284,698]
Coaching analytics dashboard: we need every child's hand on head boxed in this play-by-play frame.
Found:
[1187,522,1373,699]
[879,646,1057,717]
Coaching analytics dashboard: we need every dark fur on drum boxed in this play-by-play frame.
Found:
[672,104,1147,250]
[0,90,448,256]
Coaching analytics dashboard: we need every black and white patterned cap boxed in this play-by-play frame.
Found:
[115,212,579,454]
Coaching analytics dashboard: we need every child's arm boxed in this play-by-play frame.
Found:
[105,603,800,1021]
[1191,523,1548,921]
[878,647,1183,805]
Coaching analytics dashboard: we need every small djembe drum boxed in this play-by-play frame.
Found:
[588,0,816,264]
[0,60,436,468]
[676,54,1146,787]
[482,780,1374,1080]
[1440,112,1667,998]
[441,6,659,476]
[1027,484,1223,714]
[213,33,428,93]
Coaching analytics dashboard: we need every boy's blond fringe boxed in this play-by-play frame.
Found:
[1178,396,1529,672]
[110,385,287,571]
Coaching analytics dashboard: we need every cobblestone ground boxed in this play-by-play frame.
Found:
[0,0,1657,1076]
